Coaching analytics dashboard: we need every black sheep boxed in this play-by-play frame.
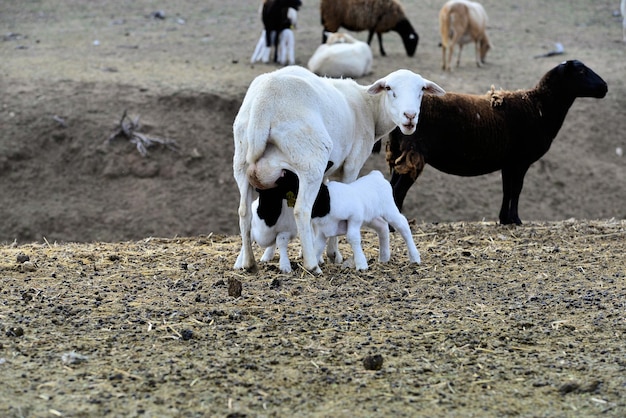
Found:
[384,60,607,225]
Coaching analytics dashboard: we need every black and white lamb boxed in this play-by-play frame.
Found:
[320,0,419,57]
[383,60,607,225]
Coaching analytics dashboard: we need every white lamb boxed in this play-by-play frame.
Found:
[233,65,445,274]
[307,32,373,78]
[312,170,420,270]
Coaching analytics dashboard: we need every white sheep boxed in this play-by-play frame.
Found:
[312,170,420,270]
[233,65,445,274]
[439,0,491,71]
[307,32,373,78]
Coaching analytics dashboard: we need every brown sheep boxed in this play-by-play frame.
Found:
[439,0,491,70]
[320,0,419,57]
[381,60,607,225]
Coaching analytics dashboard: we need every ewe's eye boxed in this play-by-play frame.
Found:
[385,86,391,91]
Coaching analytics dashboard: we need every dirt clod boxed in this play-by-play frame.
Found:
[363,354,384,371]
[228,277,242,298]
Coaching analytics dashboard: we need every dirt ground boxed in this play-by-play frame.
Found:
[1,0,625,416]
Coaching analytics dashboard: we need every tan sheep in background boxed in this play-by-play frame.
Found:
[439,0,491,70]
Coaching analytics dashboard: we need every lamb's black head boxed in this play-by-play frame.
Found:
[556,60,608,99]
[395,19,419,57]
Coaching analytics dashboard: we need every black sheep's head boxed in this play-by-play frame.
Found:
[395,19,419,57]
[558,60,608,99]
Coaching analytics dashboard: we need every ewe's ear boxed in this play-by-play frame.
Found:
[367,79,387,95]
[424,80,446,96]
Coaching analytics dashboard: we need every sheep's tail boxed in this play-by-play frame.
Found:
[245,101,272,165]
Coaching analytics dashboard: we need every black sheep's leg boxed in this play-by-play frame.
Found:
[377,32,386,56]
[499,165,528,225]
[508,165,530,225]
[390,170,417,212]
[499,168,514,224]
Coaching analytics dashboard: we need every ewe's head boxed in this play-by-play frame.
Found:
[552,60,607,99]
[367,69,445,135]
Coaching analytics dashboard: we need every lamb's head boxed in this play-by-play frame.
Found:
[367,69,445,135]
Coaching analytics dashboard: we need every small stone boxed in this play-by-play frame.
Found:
[16,253,30,263]
[181,329,193,341]
[6,327,24,337]
[363,354,384,371]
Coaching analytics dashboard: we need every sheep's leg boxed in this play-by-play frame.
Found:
[313,228,327,265]
[499,166,528,225]
[275,232,292,273]
[366,29,375,46]
[369,217,390,263]
[387,214,421,264]
[390,170,418,212]
[474,41,480,67]
[376,32,386,56]
[344,221,368,270]
[325,234,343,264]
[293,178,323,274]
[455,44,464,68]
[260,246,275,263]
[234,179,258,272]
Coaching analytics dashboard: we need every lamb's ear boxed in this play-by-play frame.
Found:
[367,79,387,95]
[423,80,446,96]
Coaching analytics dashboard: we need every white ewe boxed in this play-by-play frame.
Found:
[307,32,373,78]
[233,65,444,274]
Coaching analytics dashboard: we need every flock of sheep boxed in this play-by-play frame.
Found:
[236,0,611,275]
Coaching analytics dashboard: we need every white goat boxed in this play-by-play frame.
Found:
[251,7,297,65]
[307,32,373,78]
[233,65,444,274]
[439,0,490,70]
[312,170,420,270]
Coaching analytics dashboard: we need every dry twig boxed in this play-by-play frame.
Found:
[107,110,179,156]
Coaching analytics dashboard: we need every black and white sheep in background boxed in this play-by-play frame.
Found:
[234,65,444,274]
[320,0,419,57]
[251,169,420,272]
[382,60,607,225]
[252,0,301,64]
